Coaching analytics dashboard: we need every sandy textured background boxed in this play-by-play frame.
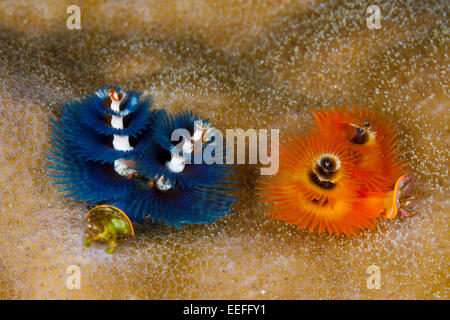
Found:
[0,0,448,299]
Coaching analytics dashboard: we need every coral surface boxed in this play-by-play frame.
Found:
[0,0,448,299]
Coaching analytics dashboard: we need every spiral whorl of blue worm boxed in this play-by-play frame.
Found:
[46,87,237,225]
[136,110,230,188]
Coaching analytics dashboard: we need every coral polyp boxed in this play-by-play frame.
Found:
[260,106,412,237]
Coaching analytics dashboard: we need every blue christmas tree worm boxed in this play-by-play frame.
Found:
[46,87,237,253]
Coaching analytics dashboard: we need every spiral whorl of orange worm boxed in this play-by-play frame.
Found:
[312,106,406,192]
[260,106,407,237]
